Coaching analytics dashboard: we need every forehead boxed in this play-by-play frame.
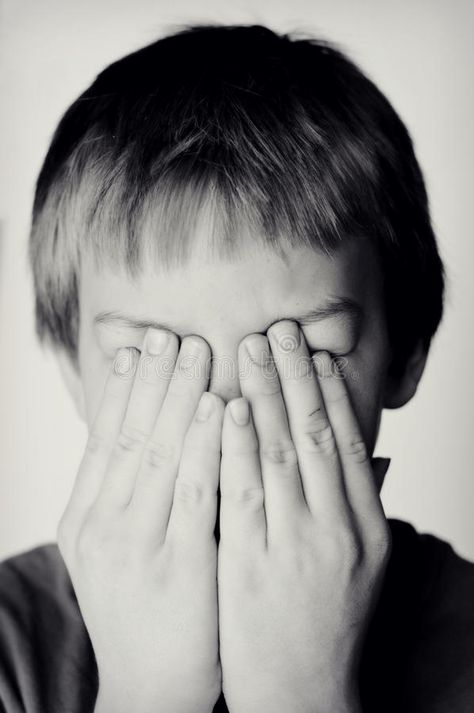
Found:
[79,237,382,336]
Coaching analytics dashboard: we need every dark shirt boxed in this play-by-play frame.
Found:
[0,519,473,713]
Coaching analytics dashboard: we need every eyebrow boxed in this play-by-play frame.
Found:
[93,298,363,334]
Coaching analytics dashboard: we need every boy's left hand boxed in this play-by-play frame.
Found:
[218,320,392,713]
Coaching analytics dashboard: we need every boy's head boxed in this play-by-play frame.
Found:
[29,23,445,459]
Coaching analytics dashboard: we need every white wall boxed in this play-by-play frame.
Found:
[1,0,473,561]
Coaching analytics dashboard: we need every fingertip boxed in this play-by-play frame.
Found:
[227,397,250,426]
[113,347,140,377]
[209,391,226,422]
[194,391,225,423]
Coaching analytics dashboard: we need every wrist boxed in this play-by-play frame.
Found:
[224,679,362,713]
[94,687,157,713]
[95,686,216,713]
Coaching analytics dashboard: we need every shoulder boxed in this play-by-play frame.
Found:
[0,544,97,713]
[386,518,474,611]
[399,522,474,712]
[0,543,72,630]
[0,542,72,601]
[0,543,82,633]
[361,519,474,713]
[421,528,474,596]
[414,525,474,645]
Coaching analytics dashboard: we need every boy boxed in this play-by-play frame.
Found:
[0,22,473,713]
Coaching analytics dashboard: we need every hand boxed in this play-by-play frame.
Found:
[218,320,392,713]
[57,329,223,713]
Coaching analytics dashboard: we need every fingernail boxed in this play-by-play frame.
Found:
[146,328,169,355]
[269,322,301,353]
[114,347,139,375]
[195,392,214,422]
[229,398,250,426]
[245,336,270,366]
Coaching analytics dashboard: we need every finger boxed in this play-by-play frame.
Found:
[239,334,306,542]
[314,351,386,526]
[127,335,211,542]
[220,397,266,553]
[267,321,348,520]
[95,328,178,511]
[59,347,139,535]
[165,392,224,548]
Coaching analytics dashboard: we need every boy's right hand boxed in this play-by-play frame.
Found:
[57,329,223,713]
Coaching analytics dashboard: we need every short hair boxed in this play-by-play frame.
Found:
[29,23,445,377]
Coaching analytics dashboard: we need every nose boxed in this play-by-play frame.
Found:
[206,346,243,404]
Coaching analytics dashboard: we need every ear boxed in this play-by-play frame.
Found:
[55,348,86,422]
[383,340,428,409]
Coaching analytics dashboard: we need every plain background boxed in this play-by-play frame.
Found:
[0,0,473,562]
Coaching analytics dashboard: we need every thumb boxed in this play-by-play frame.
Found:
[371,457,391,493]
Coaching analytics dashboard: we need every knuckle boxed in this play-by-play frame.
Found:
[341,435,368,463]
[174,476,211,504]
[222,443,259,462]
[75,513,112,562]
[115,425,148,455]
[85,429,107,457]
[370,526,393,565]
[260,439,298,467]
[325,526,363,568]
[144,438,177,469]
[295,420,336,456]
[221,485,265,508]
[342,531,364,567]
